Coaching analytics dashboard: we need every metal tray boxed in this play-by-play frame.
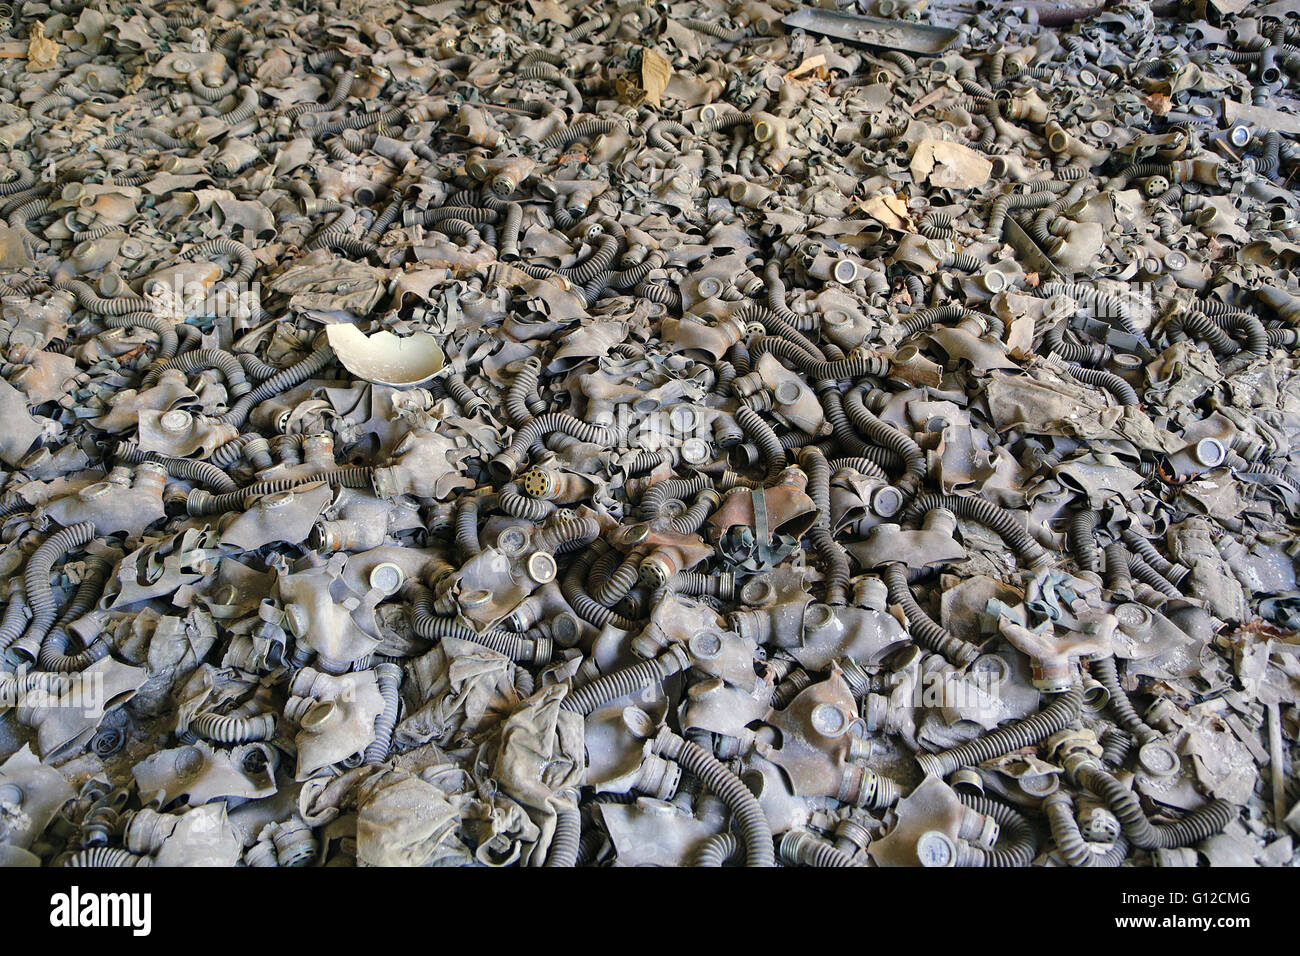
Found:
[781,8,960,56]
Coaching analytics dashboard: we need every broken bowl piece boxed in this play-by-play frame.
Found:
[325,325,446,388]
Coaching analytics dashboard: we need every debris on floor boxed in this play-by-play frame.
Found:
[0,0,1296,867]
